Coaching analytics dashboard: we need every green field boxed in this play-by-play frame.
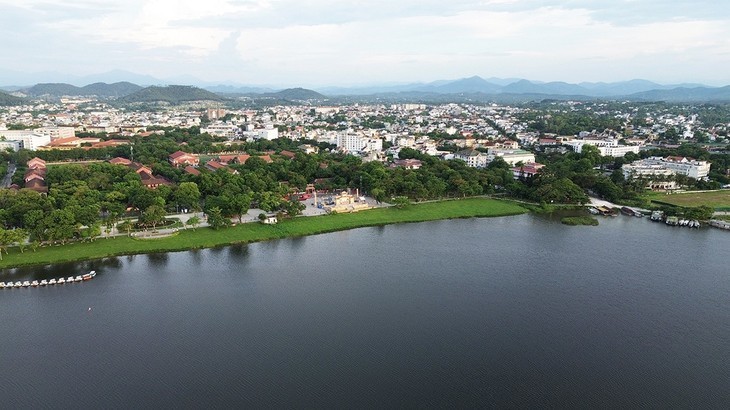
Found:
[644,190,730,210]
[0,198,526,269]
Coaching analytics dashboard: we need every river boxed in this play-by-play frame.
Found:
[2,214,729,408]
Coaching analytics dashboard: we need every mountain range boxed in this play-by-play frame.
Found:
[2,75,730,103]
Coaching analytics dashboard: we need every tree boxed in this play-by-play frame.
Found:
[118,220,134,236]
[0,228,11,260]
[370,187,386,204]
[281,200,305,217]
[141,205,167,231]
[391,196,411,208]
[230,193,252,223]
[206,207,231,230]
[44,209,78,244]
[174,181,201,211]
[185,216,201,230]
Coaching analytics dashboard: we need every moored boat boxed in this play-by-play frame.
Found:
[3,270,97,289]
[82,271,96,280]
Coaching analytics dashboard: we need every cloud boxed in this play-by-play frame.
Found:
[0,0,729,85]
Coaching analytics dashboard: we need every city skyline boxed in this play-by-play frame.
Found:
[1,0,729,87]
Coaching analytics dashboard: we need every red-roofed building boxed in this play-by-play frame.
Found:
[169,150,200,167]
[139,171,172,189]
[280,150,296,159]
[91,139,131,148]
[511,162,545,180]
[109,157,132,166]
[184,166,201,176]
[391,159,423,170]
[27,157,46,170]
[205,160,238,174]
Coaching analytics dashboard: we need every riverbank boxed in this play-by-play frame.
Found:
[0,198,526,269]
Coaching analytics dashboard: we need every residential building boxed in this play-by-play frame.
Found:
[0,130,51,150]
[623,156,711,180]
[34,126,75,140]
[201,122,238,138]
[454,149,488,168]
[487,149,536,166]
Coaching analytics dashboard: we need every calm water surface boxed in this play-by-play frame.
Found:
[2,215,729,408]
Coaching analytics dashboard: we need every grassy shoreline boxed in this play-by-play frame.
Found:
[0,198,527,269]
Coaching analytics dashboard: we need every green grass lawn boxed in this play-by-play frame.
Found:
[644,190,730,210]
[0,198,526,269]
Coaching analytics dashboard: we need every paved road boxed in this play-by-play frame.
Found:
[1,163,16,188]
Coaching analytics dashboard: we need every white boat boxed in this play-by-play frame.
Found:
[81,271,96,281]
[2,271,97,289]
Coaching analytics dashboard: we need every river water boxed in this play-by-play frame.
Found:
[2,215,729,408]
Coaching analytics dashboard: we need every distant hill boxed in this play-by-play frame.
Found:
[628,86,730,102]
[501,80,589,95]
[25,83,82,97]
[0,90,26,106]
[427,76,502,94]
[120,85,225,104]
[23,82,142,98]
[204,84,276,94]
[80,82,143,97]
[317,76,728,102]
[268,88,326,100]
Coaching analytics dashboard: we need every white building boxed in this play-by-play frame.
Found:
[34,126,75,141]
[256,127,279,141]
[201,123,239,139]
[0,130,51,150]
[454,149,488,168]
[623,156,711,180]
[599,145,641,157]
[0,140,22,152]
[337,131,366,152]
[487,149,536,166]
[564,139,640,157]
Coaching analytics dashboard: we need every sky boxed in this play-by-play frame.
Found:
[1,0,729,87]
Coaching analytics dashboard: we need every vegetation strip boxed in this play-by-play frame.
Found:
[0,198,526,269]
[561,216,599,226]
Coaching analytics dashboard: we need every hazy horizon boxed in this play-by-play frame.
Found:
[1,1,729,87]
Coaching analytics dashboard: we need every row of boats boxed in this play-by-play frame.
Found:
[589,206,703,228]
[0,271,96,289]
[650,211,701,228]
